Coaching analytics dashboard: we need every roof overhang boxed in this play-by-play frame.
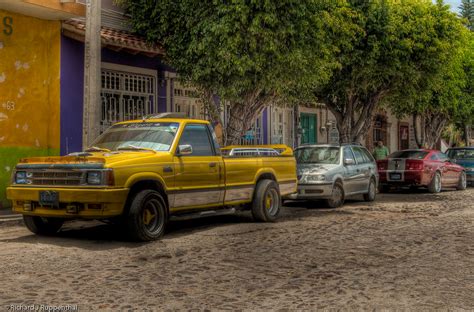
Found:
[0,0,85,20]
[62,19,165,57]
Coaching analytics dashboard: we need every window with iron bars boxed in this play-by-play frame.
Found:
[100,67,157,133]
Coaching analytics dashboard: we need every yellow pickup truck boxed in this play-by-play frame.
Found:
[7,115,297,240]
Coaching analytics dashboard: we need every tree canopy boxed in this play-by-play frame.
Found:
[119,0,472,146]
[118,0,351,144]
[309,0,469,144]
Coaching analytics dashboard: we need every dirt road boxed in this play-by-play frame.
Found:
[0,189,473,311]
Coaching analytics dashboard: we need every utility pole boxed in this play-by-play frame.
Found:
[82,0,102,149]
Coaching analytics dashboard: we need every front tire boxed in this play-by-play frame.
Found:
[125,190,167,241]
[324,182,345,208]
[457,171,467,190]
[252,179,281,222]
[428,171,442,193]
[23,216,64,235]
[363,178,377,202]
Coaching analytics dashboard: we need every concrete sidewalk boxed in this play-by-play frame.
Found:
[0,208,22,222]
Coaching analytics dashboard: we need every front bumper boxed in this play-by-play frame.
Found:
[378,170,429,186]
[6,186,129,218]
[287,183,333,200]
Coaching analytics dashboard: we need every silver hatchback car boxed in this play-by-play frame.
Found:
[288,144,379,208]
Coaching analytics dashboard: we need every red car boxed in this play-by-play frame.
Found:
[377,149,467,193]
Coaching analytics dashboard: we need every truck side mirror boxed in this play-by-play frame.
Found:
[178,144,193,156]
[344,158,355,166]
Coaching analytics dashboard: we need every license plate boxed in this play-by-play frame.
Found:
[39,191,59,206]
[390,173,402,181]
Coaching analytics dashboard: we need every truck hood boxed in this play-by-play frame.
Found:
[16,151,167,169]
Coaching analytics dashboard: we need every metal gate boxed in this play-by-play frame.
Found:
[100,68,156,133]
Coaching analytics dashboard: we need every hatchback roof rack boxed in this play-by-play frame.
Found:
[144,112,188,120]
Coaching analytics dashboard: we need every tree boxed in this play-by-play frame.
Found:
[310,0,468,144]
[458,1,474,145]
[118,0,348,145]
[455,34,474,146]
[460,0,474,30]
[389,1,470,148]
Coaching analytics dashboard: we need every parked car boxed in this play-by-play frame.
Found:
[377,149,467,193]
[288,144,379,208]
[7,114,297,241]
[446,147,474,186]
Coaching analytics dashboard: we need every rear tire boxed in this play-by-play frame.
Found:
[324,182,345,208]
[125,190,167,241]
[363,178,377,202]
[251,179,281,222]
[428,172,442,193]
[23,216,64,235]
[457,171,467,190]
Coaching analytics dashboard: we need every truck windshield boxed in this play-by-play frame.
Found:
[447,149,474,160]
[90,122,179,152]
[295,147,340,164]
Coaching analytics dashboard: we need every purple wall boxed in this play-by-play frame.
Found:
[60,36,84,155]
[263,108,268,144]
[60,35,168,154]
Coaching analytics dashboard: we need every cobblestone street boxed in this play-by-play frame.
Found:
[0,189,473,311]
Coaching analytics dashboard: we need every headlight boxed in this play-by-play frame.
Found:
[87,171,102,185]
[15,171,27,184]
[305,174,326,182]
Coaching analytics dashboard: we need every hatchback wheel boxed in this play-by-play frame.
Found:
[324,182,345,208]
[363,178,376,202]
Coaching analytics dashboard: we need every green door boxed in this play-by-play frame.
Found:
[301,113,317,144]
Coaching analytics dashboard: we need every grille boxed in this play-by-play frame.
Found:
[27,171,85,186]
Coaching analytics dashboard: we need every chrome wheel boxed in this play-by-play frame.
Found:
[435,174,442,193]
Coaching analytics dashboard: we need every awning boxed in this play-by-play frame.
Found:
[62,19,165,57]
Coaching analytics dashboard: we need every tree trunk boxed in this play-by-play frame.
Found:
[200,89,274,146]
[464,123,472,146]
[413,113,424,148]
[326,90,386,144]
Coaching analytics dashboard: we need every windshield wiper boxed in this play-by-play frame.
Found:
[85,146,111,152]
[117,145,157,153]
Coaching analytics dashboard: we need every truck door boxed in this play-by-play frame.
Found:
[172,123,224,209]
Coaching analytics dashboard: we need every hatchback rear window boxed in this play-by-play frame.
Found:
[388,151,428,159]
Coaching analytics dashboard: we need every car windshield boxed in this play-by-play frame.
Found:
[447,149,474,160]
[389,150,428,159]
[90,122,179,152]
[295,147,340,164]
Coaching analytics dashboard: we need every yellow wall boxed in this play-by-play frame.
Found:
[0,9,61,207]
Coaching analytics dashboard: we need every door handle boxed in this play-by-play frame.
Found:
[209,162,217,168]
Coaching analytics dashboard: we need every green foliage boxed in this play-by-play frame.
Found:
[118,0,344,101]
[459,0,474,30]
[118,0,472,145]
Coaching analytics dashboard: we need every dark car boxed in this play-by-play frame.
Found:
[377,149,467,193]
[446,147,474,186]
